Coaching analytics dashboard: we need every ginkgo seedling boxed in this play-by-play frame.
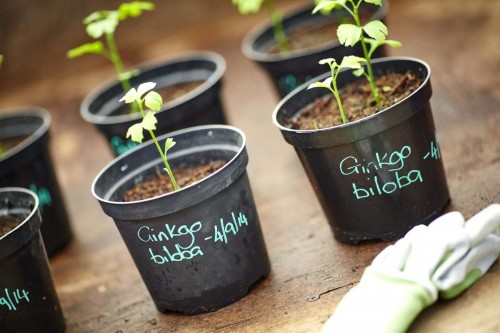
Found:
[308,56,366,124]
[232,0,290,53]
[67,1,155,111]
[312,0,401,105]
[121,82,179,191]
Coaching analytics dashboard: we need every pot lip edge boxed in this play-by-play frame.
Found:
[80,51,226,126]
[0,187,40,259]
[241,0,389,63]
[91,124,247,207]
[0,106,51,163]
[271,56,432,134]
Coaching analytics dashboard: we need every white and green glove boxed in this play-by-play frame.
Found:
[322,204,500,333]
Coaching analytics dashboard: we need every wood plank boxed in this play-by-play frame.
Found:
[0,0,498,331]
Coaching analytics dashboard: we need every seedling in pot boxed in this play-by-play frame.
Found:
[67,1,155,112]
[309,0,401,123]
[121,82,179,191]
[232,0,290,53]
[308,56,366,124]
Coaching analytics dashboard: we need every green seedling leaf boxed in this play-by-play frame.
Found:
[141,111,157,131]
[364,0,383,6]
[363,20,388,42]
[164,138,176,156]
[119,69,139,81]
[232,0,264,14]
[144,91,163,111]
[83,11,103,25]
[312,0,346,14]
[136,82,156,100]
[352,67,365,77]
[311,0,398,107]
[0,54,3,67]
[340,55,366,69]
[307,77,333,90]
[67,41,105,58]
[126,123,144,143]
[384,39,402,48]
[337,24,362,46]
[118,1,155,20]
[85,11,119,38]
[120,87,138,104]
[319,57,336,66]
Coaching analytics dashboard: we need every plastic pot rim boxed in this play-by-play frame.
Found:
[80,51,226,126]
[0,187,40,260]
[241,0,389,63]
[0,106,51,163]
[271,56,432,148]
[91,124,247,211]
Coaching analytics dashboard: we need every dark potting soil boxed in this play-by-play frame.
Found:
[286,72,422,130]
[123,160,226,202]
[0,214,26,238]
[114,80,205,116]
[156,80,204,102]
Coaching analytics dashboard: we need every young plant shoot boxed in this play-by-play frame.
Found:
[121,82,179,191]
[308,56,365,124]
[232,0,290,53]
[67,1,155,104]
[311,0,401,108]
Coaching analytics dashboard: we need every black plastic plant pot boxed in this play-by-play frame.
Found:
[81,51,228,156]
[0,108,72,257]
[242,1,388,98]
[0,187,65,333]
[92,125,270,314]
[272,57,450,244]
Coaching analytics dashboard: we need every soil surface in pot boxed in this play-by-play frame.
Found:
[123,160,226,202]
[115,80,204,116]
[0,135,29,156]
[286,72,422,130]
[266,11,370,54]
[0,214,26,238]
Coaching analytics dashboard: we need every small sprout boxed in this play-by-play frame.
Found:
[308,56,366,124]
[121,82,179,191]
[312,0,401,105]
[382,85,391,92]
[67,1,155,111]
[312,119,319,129]
[232,0,290,53]
[0,54,3,68]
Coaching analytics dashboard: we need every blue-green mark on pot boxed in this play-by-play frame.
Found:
[110,136,139,156]
[0,288,30,312]
[423,132,441,160]
[278,74,314,95]
[29,184,52,213]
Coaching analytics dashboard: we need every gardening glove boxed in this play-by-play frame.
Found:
[322,204,500,333]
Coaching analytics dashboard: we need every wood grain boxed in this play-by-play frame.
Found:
[0,0,498,332]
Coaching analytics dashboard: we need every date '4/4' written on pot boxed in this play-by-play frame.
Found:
[0,288,30,313]
[137,212,249,265]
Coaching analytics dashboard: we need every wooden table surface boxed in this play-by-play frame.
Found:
[0,0,499,332]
